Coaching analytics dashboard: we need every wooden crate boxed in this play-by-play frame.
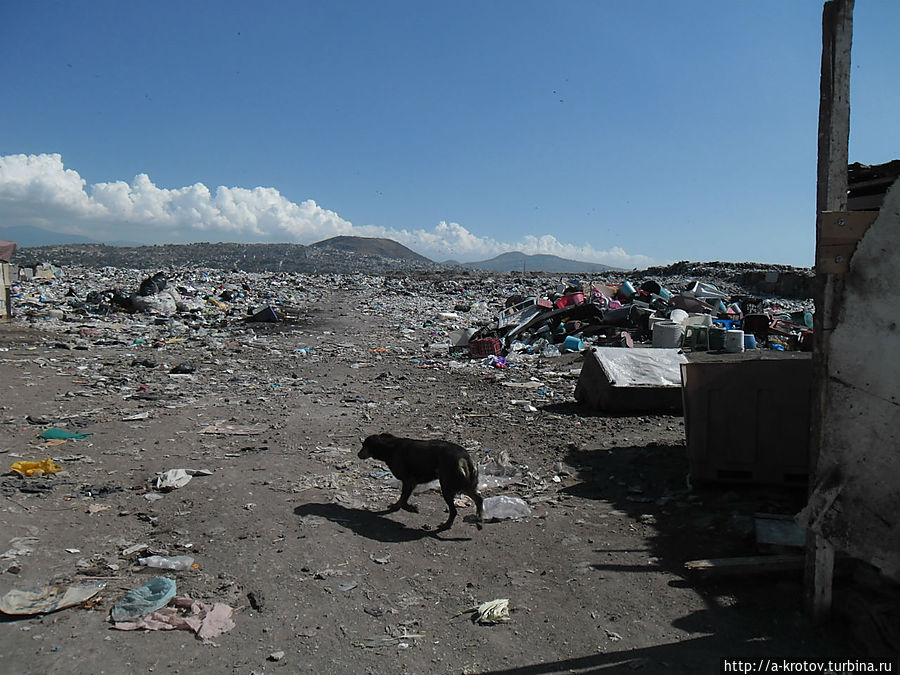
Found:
[681,356,812,486]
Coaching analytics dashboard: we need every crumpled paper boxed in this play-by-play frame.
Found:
[112,596,236,645]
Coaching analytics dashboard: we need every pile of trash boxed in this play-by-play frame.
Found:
[452,277,815,358]
[6,266,324,326]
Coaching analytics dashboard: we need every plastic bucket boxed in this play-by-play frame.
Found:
[652,321,683,348]
[617,281,636,301]
[640,280,671,300]
[725,329,745,353]
[562,335,584,352]
[647,315,666,334]
[685,313,713,327]
[708,326,727,351]
[743,334,757,350]
[670,309,689,324]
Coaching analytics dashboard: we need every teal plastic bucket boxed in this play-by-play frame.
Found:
[562,335,584,352]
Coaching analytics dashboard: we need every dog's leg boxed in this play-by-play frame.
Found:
[467,489,484,530]
[391,481,418,513]
[437,483,458,531]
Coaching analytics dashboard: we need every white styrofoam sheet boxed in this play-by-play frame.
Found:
[591,347,687,388]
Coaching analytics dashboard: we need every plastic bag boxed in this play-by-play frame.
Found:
[10,459,63,476]
[482,495,531,520]
[39,428,92,441]
[110,577,177,623]
[139,555,195,571]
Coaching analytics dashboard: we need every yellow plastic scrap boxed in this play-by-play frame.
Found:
[10,458,63,477]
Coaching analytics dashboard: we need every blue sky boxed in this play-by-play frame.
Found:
[1,1,897,267]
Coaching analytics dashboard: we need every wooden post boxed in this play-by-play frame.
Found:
[806,0,853,623]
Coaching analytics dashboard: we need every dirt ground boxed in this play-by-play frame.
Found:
[0,282,865,674]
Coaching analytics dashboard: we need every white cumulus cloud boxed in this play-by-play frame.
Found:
[0,153,653,268]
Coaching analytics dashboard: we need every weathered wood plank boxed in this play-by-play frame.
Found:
[686,555,805,575]
[807,0,854,624]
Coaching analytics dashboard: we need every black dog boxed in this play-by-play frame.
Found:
[359,433,483,531]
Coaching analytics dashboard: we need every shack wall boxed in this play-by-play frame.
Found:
[801,179,900,581]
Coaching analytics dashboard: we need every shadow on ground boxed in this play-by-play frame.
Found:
[293,502,473,543]
[558,440,863,663]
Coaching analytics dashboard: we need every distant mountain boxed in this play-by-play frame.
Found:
[0,225,141,247]
[458,251,618,274]
[12,240,444,275]
[310,236,432,263]
[0,225,95,247]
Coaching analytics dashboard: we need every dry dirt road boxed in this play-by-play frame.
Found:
[0,282,858,674]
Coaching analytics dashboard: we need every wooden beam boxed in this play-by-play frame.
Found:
[807,0,854,624]
[686,555,805,576]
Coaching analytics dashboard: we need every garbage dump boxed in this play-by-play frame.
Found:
[453,274,814,360]
[0,257,867,671]
[2,262,814,374]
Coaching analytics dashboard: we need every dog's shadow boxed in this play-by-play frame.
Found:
[293,502,475,543]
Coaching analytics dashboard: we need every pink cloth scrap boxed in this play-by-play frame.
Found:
[112,595,235,645]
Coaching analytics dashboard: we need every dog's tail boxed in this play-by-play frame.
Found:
[459,456,478,482]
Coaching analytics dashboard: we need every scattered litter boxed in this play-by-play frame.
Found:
[1,537,39,560]
[354,627,425,649]
[248,305,282,323]
[464,598,511,625]
[605,628,623,641]
[139,555,195,571]
[482,495,531,520]
[122,412,150,421]
[155,469,192,490]
[0,581,106,616]
[39,428,92,441]
[122,543,149,556]
[200,423,265,436]
[10,458,63,476]
[247,591,265,612]
[25,415,54,425]
[110,577,177,623]
[112,595,235,645]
